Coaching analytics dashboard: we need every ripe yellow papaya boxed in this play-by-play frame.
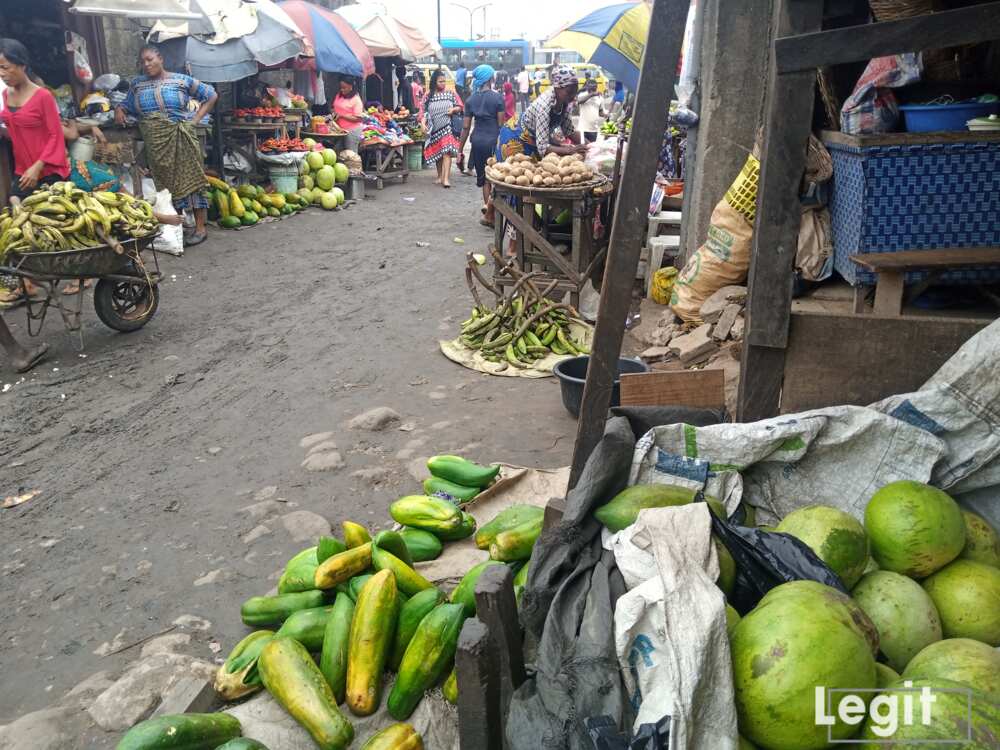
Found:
[360,723,424,750]
[345,570,398,716]
[315,543,372,590]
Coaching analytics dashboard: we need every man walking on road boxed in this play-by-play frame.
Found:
[516,66,530,111]
[455,59,468,97]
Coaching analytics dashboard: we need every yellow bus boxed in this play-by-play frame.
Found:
[526,63,608,99]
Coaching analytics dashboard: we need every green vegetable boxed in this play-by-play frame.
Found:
[348,574,374,602]
[434,512,477,542]
[346,570,399,716]
[219,215,241,229]
[390,587,445,670]
[214,630,274,701]
[476,505,544,550]
[319,592,355,704]
[240,590,325,627]
[422,476,480,502]
[318,536,347,563]
[398,528,443,562]
[373,530,414,567]
[274,605,335,651]
[215,740,271,750]
[388,603,466,720]
[450,560,505,617]
[278,546,320,593]
[115,713,241,750]
[427,455,500,488]
[371,546,434,596]
[389,496,462,534]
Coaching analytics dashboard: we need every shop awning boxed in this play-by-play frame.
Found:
[67,0,205,21]
[277,0,374,77]
[148,0,306,82]
[335,5,439,62]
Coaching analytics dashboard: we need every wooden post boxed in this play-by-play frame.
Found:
[455,618,503,750]
[568,0,690,488]
[474,563,527,722]
[735,0,824,422]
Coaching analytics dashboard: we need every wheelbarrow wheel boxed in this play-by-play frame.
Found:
[93,278,159,333]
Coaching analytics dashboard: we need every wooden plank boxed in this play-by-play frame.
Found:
[775,3,1000,74]
[455,618,503,750]
[872,271,905,317]
[851,248,1000,271]
[737,0,824,422]
[821,129,1000,148]
[780,311,990,413]
[569,0,690,488]
[474,564,527,722]
[619,370,726,408]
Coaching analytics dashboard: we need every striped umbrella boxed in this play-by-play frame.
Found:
[546,2,651,91]
[335,5,439,62]
[278,0,374,78]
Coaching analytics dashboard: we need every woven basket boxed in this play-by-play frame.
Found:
[868,0,961,81]
[94,141,135,165]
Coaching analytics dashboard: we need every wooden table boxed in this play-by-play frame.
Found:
[221,122,289,153]
[301,131,348,151]
[360,143,409,189]
[490,178,611,308]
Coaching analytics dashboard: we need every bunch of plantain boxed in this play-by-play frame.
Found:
[458,295,589,369]
[0,182,157,261]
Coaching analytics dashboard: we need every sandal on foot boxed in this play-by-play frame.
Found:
[479,218,494,228]
[184,232,207,247]
[14,342,49,373]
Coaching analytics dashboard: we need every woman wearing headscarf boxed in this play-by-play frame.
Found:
[422,69,463,188]
[495,65,586,162]
[459,64,505,228]
[332,76,365,152]
[115,44,217,247]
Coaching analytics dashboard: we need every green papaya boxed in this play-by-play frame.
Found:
[371,547,434,596]
[216,740,272,750]
[274,605,335,651]
[214,630,274,701]
[593,484,699,533]
[475,505,544,550]
[435,512,477,542]
[318,536,348,563]
[240,210,259,226]
[116,714,241,750]
[219,215,241,229]
[241,590,326,626]
[389,496,462,534]
[373,530,414,567]
[426,455,500,488]
[390,587,446,670]
[422,476,480,502]
[450,560,505,617]
[343,521,372,548]
[278,546,320,594]
[488,513,543,562]
[399,528,443,562]
[442,668,458,704]
[319,592,355,704]
[348,574,374,601]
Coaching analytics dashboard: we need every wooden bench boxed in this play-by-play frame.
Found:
[850,247,1000,316]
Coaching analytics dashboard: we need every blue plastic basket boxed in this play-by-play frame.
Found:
[899,101,998,132]
[824,135,1000,286]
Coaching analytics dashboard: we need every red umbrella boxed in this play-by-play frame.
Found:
[279,0,374,77]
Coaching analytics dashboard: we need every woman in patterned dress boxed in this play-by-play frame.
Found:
[115,45,217,247]
[422,70,463,188]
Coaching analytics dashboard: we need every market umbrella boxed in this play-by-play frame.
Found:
[335,4,439,62]
[148,0,306,82]
[545,2,651,92]
[277,0,375,77]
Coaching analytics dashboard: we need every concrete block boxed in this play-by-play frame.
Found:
[699,285,747,324]
[731,315,745,340]
[152,676,217,717]
[712,303,742,341]
[669,323,718,365]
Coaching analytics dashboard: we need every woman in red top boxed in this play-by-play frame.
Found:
[0,40,55,372]
[0,39,68,202]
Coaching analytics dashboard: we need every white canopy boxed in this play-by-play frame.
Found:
[335,4,439,61]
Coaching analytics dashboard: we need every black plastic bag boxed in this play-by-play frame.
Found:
[710,514,848,615]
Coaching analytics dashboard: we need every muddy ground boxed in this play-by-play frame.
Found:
[0,169,581,730]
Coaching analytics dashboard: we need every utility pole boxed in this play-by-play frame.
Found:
[437,0,442,43]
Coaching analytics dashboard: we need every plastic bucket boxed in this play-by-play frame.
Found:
[345,175,365,201]
[69,136,95,162]
[269,164,300,193]
[552,355,648,419]
[899,101,998,132]
[406,144,423,171]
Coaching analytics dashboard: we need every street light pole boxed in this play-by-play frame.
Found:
[450,2,490,40]
[436,0,442,44]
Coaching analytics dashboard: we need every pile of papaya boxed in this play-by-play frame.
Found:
[116,455,545,750]
[205,176,308,229]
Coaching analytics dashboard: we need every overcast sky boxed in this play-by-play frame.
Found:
[373,0,617,43]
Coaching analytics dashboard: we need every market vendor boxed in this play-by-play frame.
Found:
[496,65,587,161]
[332,77,365,153]
[114,44,217,248]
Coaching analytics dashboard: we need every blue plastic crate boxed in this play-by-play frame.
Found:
[824,134,1000,286]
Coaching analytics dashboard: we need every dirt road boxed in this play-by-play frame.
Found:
[0,170,577,725]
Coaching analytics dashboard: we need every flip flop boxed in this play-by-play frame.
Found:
[14,342,49,374]
[185,232,207,247]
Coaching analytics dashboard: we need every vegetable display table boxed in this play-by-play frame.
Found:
[488,177,612,308]
[301,131,347,152]
[360,143,409,190]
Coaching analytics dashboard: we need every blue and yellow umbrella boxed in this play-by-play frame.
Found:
[546,2,651,91]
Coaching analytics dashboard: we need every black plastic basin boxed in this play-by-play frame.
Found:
[552,355,649,419]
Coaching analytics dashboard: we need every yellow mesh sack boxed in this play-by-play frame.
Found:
[724,154,760,224]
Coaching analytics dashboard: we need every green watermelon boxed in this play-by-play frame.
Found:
[731,581,877,749]
[851,570,942,672]
[903,638,1000,698]
[959,510,1000,568]
[858,678,1000,748]
[922,559,1000,646]
[715,538,736,597]
[725,604,741,636]
[775,505,869,588]
[864,481,965,578]
[874,662,900,689]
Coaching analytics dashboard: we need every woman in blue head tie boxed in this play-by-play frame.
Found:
[458,64,505,227]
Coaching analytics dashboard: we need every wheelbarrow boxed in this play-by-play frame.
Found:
[0,231,162,348]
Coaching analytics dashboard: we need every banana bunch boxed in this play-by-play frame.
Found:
[0,182,157,260]
[459,296,589,369]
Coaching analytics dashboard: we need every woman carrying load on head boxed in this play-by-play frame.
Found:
[422,69,463,188]
[495,65,587,162]
[114,44,217,247]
